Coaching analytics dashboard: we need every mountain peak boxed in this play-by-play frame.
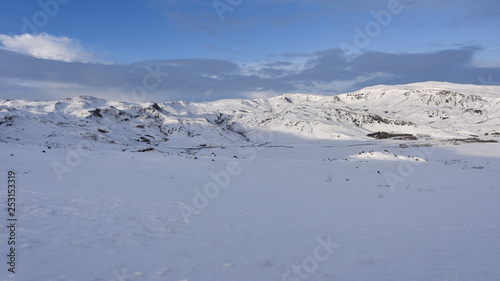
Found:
[0,83,498,149]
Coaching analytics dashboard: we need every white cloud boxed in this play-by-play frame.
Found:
[0,33,94,63]
[246,89,280,99]
[305,72,394,94]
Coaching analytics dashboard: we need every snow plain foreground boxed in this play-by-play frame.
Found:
[2,138,500,281]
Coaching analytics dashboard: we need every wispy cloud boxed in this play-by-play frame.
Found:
[0,33,95,63]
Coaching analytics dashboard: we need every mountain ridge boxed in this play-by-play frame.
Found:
[1,82,499,150]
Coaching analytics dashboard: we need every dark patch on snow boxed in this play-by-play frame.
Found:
[367,131,418,140]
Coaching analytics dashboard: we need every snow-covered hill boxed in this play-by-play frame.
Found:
[1,82,499,150]
[2,82,500,281]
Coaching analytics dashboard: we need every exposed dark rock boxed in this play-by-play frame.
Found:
[136,147,155,152]
[367,131,418,140]
[88,108,103,118]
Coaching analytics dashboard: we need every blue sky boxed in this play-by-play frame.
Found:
[0,0,499,102]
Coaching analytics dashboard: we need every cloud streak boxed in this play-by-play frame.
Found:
[0,44,498,102]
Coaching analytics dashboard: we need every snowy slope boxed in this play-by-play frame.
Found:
[1,82,500,281]
[1,82,499,150]
[2,140,500,281]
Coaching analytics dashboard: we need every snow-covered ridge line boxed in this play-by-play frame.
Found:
[1,82,499,149]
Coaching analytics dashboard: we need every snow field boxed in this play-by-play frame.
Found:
[1,140,499,281]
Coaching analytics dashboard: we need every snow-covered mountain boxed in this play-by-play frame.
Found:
[3,82,500,281]
[1,82,499,149]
